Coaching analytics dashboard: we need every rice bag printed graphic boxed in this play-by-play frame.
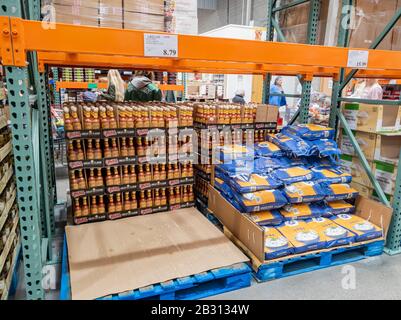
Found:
[263,227,294,260]
[324,183,359,201]
[246,210,284,226]
[283,181,326,203]
[214,177,233,199]
[216,144,254,163]
[307,139,341,158]
[277,220,326,253]
[269,133,312,157]
[306,217,355,248]
[254,157,287,174]
[255,141,283,158]
[230,173,283,193]
[216,159,255,177]
[232,189,288,213]
[306,156,339,169]
[272,166,314,184]
[281,124,335,140]
[226,195,244,212]
[214,167,231,182]
[322,200,355,217]
[312,166,352,184]
[331,214,383,242]
[280,203,325,221]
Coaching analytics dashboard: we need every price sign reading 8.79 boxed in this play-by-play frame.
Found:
[144,34,178,58]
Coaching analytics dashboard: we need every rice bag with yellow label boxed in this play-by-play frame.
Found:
[230,173,283,193]
[312,166,352,184]
[232,189,287,213]
[324,184,359,201]
[272,166,314,184]
[281,124,335,140]
[330,214,383,242]
[269,133,312,157]
[216,144,254,163]
[216,159,254,176]
[322,200,355,217]
[263,227,294,260]
[255,141,283,158]
[214,177,233,199]
[283,181,326,203]
[306,217,355,248]
[246,210,283,226]
[307,139,341,158]
[255,156,304,174]
[280,203,325,220]
[276,220,326,253]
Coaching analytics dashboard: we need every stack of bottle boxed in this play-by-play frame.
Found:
[64,102,195,224]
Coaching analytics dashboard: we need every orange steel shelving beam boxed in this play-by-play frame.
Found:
[2,17,401,80]
[55,81,184,91]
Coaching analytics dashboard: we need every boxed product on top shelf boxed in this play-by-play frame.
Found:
[208,123,392,262]
[341,102,401,133]
[337,129,377,161]
[194,103,256,125]
[99,0,123,29]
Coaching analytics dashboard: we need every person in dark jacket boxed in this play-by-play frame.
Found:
[232,89,246,104]
[125,70,162,102]
[101,69,126,102]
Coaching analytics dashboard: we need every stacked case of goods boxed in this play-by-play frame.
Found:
[193,103,279,213]
[0,104,20,300]
[210,123,385,261]
[340,102,401,205]
[63,101,195,224]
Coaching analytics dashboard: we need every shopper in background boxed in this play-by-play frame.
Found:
[269,76,287,107]
[362,79,383,100]
[232,89,246,104]
[349,79,366,98]
[101,69,125,102]
[125,70,162,102]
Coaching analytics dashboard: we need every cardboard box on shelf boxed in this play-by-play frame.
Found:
[255,105,278,123]
[124,11,165,31]
[54,4,99,26]
[339,154,374,188]
[124,0,164,15]
[54,0,99,8]
[341,103,401,133]
[373,160,398,195]
[338,129,377,161]
[371,189,394,206]
[374,134,401,165]
[350,181,372,198]
[208,186,392,263]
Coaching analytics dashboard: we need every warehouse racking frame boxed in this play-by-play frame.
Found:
[2,0,401,299]
[265,0,401,256]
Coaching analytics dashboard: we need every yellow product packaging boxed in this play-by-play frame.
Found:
[324,184,359,201]
[280,203,325,221]
[276,220,326,253]
[306,217,355,248]
[263,227,294,260]
[246,210,283,226]
[232,189,287,213]
[283,181,325,203]
[330,214,383,242]
[323,200,355,217]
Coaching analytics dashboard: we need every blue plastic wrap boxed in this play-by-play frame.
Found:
[281,124,335,140]
[255,141,283,158]
[271,166,314,184]
[312,166,352,184]
[229,173,283,193]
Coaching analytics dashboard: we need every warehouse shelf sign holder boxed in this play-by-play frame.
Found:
[3,0,401,299]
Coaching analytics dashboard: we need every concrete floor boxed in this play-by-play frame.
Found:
[11,168,401,300]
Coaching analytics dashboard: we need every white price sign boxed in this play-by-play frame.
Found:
[144,34,178,58]
[347,50,369,68]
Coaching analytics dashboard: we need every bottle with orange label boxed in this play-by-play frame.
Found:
[131,191,138,209]
[70,106,82,130]
[91,106,100,130]
[119,106,127,129]
[108,195,116,213]
[144,164,151,182]
[77,170,86,189]
[123,192,131,211]
[138,165,145,183]
[137,137,144,157]
[98,195,105,214]
[181,162,187,178]
[74,198,81,217]
[168,187,175,205]
[99,106,109,129]
[63,107,74,131]
[182,186,189,203]
[159,164,166,180]
[173,164,180,179]
[188,185,194,201]
[88,168,96,188]
[111,138,119,157]
[76,141,85,160]
[128,137,135,156]
[83,106,92,130]
[145,190,153,208]
[129,165,137,184]
[68,141,76,161]
[139,190,146,208]
[153,164,160,181]
[70,171,79,190]
[115,193,123,212]
[86,139,94,160]
[154,189,161,207]
[82,197,89,216]
[107,106,117,129]
[90,196,98,215]
[126,106,134,128]
[160,188,167,206]
[122,165,130,184]
[94,139,102,159]
[112,166,121,185]
[105,167,113,186]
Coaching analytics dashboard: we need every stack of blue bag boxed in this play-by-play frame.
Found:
[213,124,375,259]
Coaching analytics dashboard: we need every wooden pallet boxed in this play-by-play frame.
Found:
[224,227,384,282]
[60,236,251,300]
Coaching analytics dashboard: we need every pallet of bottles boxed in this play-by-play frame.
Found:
[71,183,195,224]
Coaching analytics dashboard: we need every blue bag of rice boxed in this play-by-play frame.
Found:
[214,177,233,199]
[322,200,355,217]
[232,189,288,213]
[330,214,382,242]
[246,210,283,226]
[280,202,326,221]
[269,133,312,157]
[324,183,359,201]
[230,173,283,193]
[216,144,254,163]
[255,141,283,158]
[312,166,352,184]
[306,156,339,169]
[307,139,341,158]
[216,159,254,176]
[271,166,314,184]
[281,124,335,140]
[254,157,287,174]
[283,181,326,203]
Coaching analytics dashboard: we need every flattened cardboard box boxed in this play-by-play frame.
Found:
[66,208,248,300]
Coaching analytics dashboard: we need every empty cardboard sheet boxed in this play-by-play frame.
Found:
[65,208,249,300]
